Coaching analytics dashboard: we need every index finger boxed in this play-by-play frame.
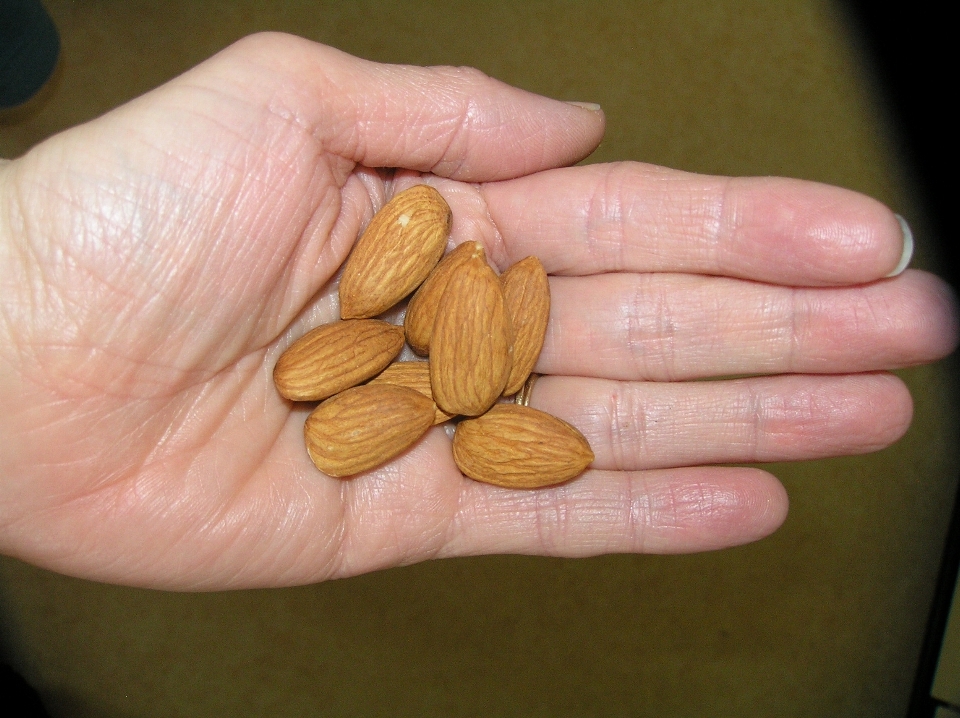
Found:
[480,163,908,286]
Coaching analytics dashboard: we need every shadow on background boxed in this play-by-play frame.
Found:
[840,5,957,716]
[0,2,957,717]
[839,2,953,288]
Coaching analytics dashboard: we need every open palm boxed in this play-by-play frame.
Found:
[0,34,954,590]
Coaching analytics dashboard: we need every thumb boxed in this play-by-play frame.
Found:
[181,32,605,181]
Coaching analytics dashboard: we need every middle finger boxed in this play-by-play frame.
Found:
[538,269,952,381]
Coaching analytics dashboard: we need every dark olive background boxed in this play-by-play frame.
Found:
[2,2,957,716]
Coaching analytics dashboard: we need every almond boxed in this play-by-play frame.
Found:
[452,404,594,488]
[429,254,513,416]
[274,319,404,401]
[339,185,452,319]
[404,241,483,355]
[304,384,436,477]
[367,360,456,424]
[500,256,550,396]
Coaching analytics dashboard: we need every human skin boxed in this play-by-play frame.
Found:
[0,33,956,590]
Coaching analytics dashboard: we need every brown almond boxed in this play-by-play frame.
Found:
[339,185,451,319]
[274,320,404,401]
[452,404,594,488]
[429,255,513,416]
[367,361,456,424]
[500,256,550,396]
[404,241,484,355]
[304,384,435,477]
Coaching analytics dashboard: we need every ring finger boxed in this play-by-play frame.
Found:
[528,372,912,471]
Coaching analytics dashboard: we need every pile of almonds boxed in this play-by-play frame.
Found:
[273,185,594,489]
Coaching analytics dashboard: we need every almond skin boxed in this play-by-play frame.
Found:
[339,185,452,319]
[304,384,436,477]
[367,360,456,424]
[452,404,594,488]
[404,241,484,355]
[429,254,513,416]
[274,320,404,401]
[500,256,550,396]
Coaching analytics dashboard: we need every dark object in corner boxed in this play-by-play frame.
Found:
[1,662,51,717]
[0,0,61,110]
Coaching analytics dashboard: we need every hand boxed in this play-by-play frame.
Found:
[0,34,955,590]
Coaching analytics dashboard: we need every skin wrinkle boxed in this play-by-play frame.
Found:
[440,467,473,559]
[425,65,546,179]
[605,167,645,270]
[706,175,734,271]
[720,177,791,278]
[262,77,324,142]
[562,489,621,554]
[333,64,491,178]
[534,486,567,554]
[9,361,246,544]
[438,481,478,557]
[15,185,146,346]
[20,197,195,377]
[606,380,638,470]
[268,177,352,337]
[45,153,276,388]
[170,468,267,581]
[341,472,401,573]
[579,481,638,553]
[142,160,315,365]
[1,230,50,380]
[1,400,164,524]
[475,183,510,269]
[587,163,627,272]
[626,474,651,552]
[427,90,479,179]
[165,83,299,166]
[335,438,457,576]
[249,475,347,582]
[855,281,892,341]
[264,479,336,586]
[31,342,195,400]
[617,167,729,274]
[805,197,882,273]
[736,282,792,374]
[414,460,471,565]
[660,479,739,533]
[152,99,338,317]
[745,380,768,460]
[624,273,678,380]
[66,383,279,586]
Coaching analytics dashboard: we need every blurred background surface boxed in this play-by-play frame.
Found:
[1,1,956,716]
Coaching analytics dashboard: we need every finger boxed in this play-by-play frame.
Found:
[285,420,782,582]
[480,163,908,285]
[441,466,789,557]
[185,33,605,182]
[538,269,958,381]
[529,373,911,471]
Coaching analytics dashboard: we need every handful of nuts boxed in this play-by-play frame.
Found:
[273,185,594,488]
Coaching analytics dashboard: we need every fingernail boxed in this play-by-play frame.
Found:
[886,214,914,277]
[566,101,602,112]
